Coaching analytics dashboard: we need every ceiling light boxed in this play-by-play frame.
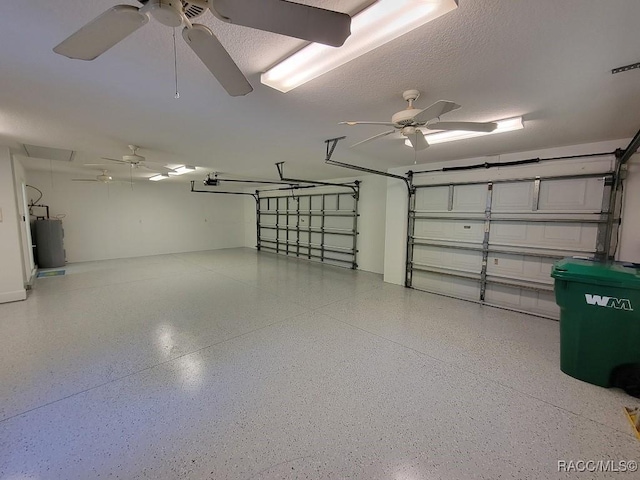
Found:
[171,165,197,175]
[149,173,170,181]
[261,0,459,93]
[404,116,524,147]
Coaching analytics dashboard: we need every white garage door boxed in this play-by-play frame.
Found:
[408,171,614,319]
[257,190,359,269]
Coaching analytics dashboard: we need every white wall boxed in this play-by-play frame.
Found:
[618,153,640,263]
[383,139,633,285]
[25,170,246,263]
[243,173,387,275]
[0,147,27,303]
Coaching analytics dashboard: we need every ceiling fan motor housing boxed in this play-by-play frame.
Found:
[182,1,207,19]
[140,0,208,20]
[392,108,424,126]
[123,154,145,164]
[146,0,186,26]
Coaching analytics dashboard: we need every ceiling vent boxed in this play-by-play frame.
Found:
[22,144,75,162]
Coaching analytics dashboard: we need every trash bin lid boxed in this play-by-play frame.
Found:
[551,258,640,289]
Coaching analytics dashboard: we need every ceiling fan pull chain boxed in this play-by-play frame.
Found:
[173,27,180,99]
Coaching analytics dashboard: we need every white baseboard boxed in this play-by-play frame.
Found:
[0,289,27,304]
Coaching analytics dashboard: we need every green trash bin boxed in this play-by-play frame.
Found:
[551,258,640,396]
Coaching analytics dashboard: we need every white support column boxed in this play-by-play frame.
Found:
[0,146,27,303]
[383,177,409,285]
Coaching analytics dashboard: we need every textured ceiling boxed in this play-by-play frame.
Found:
[1,0,639,182]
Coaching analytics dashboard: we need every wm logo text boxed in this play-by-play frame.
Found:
[584,294,633,311]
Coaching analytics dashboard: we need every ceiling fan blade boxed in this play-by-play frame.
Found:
[141,161,172,169]
[140,164,171,172]
[413,100,461,124]
[72,179,98,182]
[101,157,128,164]
[351,130,395,148]
[84,163,111,167]
[426,121,498,133]
[406,132,429,151]
[210,0,351,47]
[182,24,252,97]
[53,5,149,61]
[340,121,397,126]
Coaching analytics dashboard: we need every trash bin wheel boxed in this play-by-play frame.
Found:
[611,364,640,399]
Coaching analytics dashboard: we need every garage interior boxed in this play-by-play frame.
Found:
[1,1,640,478]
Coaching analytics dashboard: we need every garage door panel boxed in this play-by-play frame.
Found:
[490,222,598,251]
[310,216,322,228]
[325,233,354,250]
[259,227,276,241]
[415,187,449,211]
[538,177,605,212]
[414,219,484,242]
[487,253,556,285]
[337,194,356,211]
[298,196,311,210]
[414,245,482,273]
[485,284,559,318]
[412,270,480,301]
[323,196,338,211]
[493,183,534,212]
[453,184,487,212]
[286,215,297,227]
[325,216,353,230]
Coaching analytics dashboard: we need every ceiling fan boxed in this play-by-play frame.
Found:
[72,170,114,183]
[86,145,170,171]
[340,90,499,151]
[53,0,352,97]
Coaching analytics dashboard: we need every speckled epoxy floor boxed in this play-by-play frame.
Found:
[0,248,638,479]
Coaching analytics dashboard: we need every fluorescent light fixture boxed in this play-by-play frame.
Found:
[405,116,524,147]
[170,165,196,175]
[261,0,458,93]
[149,173,170,181]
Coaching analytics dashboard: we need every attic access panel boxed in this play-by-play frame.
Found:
[22,144,75,162]
[257,190,359,269]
